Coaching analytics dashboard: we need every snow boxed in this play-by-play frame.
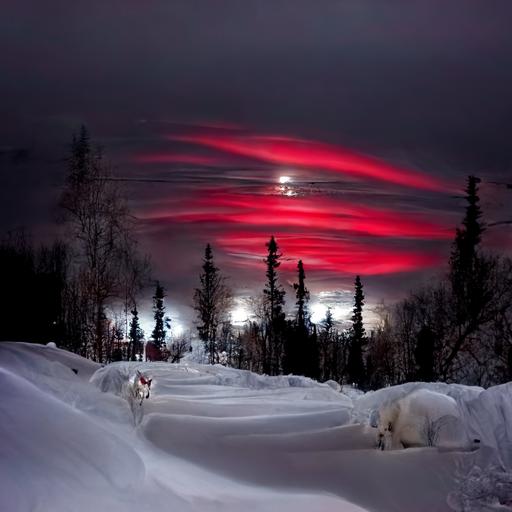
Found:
[1,342,511,511]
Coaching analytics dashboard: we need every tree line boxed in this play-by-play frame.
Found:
[191,236,368,387]
[1,129,511,387]
[191,176,512,388]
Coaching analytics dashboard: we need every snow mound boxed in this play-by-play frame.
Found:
[0,366,145,510]
[2,342,512,511]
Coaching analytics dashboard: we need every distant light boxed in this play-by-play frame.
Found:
[231,306,250,324]
[310,303,350,324]
[310,303,328,324]
[172,323,184,338]
[279,175,291,184]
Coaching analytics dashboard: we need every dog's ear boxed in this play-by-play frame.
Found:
[148,379,152,386]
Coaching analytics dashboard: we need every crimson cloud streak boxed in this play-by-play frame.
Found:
[171,133,451,191]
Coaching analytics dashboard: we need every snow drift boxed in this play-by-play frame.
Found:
[1,342,511,511]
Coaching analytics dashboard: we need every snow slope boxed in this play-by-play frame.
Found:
[1,342,511,511]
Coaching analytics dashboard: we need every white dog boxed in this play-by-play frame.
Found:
[131,370,152,406]
[376,389,464,450]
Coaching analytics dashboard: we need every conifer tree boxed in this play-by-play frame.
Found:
[151,282,170,352]
[443,175,493,377]
[285,259,315,376]
[449,175,485,325]
[347,275,366,387]
[128,308,144,361]
[317,307,334,381]
[294,259,309,331]
[193,244,231,364]
[263,236,286,374]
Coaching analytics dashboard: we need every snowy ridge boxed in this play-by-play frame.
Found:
[1,342,511,511]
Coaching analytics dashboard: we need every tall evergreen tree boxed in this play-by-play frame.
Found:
[450,175,485,325]
[151,282,170,352]
[263,236,286,374]
[317,307,334,381]
[294,259,309,331]
[347,275,366,387]
[128,308,144,361]
[193,244,231,364]
[443,175,491,376]
[285,259,316,376]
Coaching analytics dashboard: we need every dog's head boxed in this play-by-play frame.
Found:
[136,371,152,388]
[377,420,393,450]
[376,403,399,450]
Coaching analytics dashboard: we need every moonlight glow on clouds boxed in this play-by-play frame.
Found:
[170,133,450,191]
[134,126,453,281]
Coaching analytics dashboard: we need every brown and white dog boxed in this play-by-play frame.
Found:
[132,370,152,406]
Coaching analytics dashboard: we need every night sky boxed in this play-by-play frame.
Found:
[1,0,512,331]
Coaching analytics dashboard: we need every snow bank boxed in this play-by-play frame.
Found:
[1,342,511,511]
[0,343,366,512]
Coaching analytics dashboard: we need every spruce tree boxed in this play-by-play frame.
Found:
[294,259,309,331]
[323,307,334,334]
[151,282,170,352]
[285,259,317,376]
[128,308,144,361]
[450,175,485,325]
[443,175,490,377]
[193,244,231,365]
[263,236,286,374]
[347,275,366,387]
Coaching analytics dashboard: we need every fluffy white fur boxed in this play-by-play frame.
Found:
[376,389,464,450]
[131,370,152,406]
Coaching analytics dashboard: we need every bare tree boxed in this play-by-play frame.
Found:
[60,127,149,362]
[168,335,190,363]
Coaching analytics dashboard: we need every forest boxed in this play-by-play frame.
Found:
[1,128,511,389]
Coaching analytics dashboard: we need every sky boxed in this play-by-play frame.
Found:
[1,0,512,331]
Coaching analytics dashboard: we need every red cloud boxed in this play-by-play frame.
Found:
[217,233,442,275]
[170,133,449,191]
[146,191,451,240]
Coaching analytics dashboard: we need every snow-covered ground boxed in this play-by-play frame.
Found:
[1,342,511,511]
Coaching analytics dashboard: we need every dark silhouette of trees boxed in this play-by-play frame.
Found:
[443,175,489,377]
[414,325,435,382]
[0,232,71,345]
[262,236,286,375]
[151,281,170,355]
[193,244,232,364]
[294,260,309,330]
[284,259,318,378]
[168,335,190,363]
[128,308,144,361]
[60,126,149,362]
[347,275,366,387]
